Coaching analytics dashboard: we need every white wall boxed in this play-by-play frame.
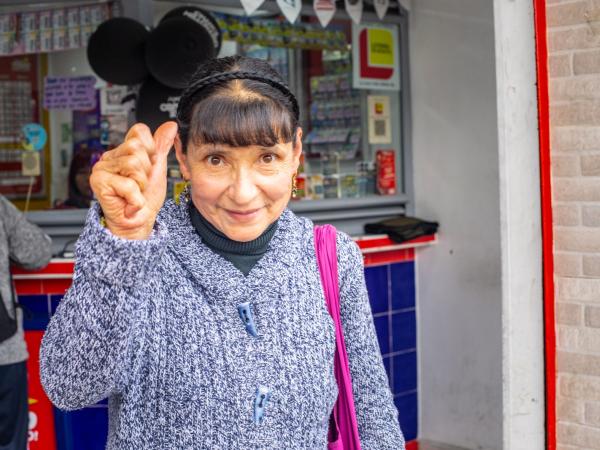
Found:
[410,0,545,449]
[410,0,503,448]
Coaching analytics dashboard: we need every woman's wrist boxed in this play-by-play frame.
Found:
[99,208,155,240]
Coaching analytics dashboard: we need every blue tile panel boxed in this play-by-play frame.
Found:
[391,262,416,310]
[373,315,390,355]
[391,311,416,353]
[365,261,418,440]
[364,264,388,314]
[54,405,108,450]
[19,294,51,331]
[395,391,418,441]
[392,351,417,394]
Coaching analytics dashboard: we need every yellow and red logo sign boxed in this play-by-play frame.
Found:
[352,23,400,91]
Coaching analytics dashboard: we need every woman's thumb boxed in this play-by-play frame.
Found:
[153,121,178,158]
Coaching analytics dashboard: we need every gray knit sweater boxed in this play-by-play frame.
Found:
[0,195,52,365]
[40,198,405,449]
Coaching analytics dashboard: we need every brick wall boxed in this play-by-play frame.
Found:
[548,1,600,448]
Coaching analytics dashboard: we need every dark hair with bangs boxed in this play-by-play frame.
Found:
[177,56,299,152]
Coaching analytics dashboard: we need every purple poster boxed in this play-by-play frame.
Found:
[43,75,96,110]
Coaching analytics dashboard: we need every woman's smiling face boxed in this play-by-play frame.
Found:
[175,129,302,242]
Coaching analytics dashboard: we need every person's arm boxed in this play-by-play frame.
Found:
[39,204,167,410]
[0,195,52,269]
[336,231,406,450]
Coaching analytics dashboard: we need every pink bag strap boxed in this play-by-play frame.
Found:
[314,225,362,450]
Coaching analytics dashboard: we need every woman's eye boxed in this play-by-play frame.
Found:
[208,156,222,166]
[261,154,275,163]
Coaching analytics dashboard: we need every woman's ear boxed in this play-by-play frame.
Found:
[174,134,192,180]
[292,127,303,168]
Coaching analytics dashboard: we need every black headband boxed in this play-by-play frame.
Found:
[176,70,300,124]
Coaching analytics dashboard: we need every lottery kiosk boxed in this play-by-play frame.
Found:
[3,1,444,449]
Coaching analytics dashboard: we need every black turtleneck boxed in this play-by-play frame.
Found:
[189,203,278,276]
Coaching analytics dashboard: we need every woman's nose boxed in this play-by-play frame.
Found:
[228,169,259,204]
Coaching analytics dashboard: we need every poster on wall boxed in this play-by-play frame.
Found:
[351,23,400,91]
[43,75,96,110]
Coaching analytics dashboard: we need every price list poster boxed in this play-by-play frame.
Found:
[0,54,50,209]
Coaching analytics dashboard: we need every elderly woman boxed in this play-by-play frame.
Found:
[40,56,404,449]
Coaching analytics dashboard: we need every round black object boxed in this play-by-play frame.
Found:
[87,17,149,85]
[145,16,216,89]
[136,77,182,133]
[160,6,222,54]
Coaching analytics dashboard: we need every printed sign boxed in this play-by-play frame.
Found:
[367,95,391,144]
[43,75,96,110]
[314,0,336,28]
[277,0,302,24]
[352,23,400,91]
[345,0,363,24]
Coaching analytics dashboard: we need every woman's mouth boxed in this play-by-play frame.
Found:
[225,207,263,221]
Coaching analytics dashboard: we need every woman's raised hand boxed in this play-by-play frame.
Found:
[90,122,178,240]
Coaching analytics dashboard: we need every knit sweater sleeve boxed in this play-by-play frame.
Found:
[40,204,167,410]
[0,194,51,270]
[336,231,406,450]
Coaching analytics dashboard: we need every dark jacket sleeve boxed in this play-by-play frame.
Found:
[39,204,167,410]
[0,195,51,269]
[336,231,406,450]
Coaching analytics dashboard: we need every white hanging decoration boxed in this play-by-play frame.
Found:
[398,0,411,12]
[345,0,363,25]
[277,0,302,24]
[240,0,265,16]
[374,0,389,20]
[314,0,336,28]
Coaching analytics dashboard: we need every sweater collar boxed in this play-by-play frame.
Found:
[160,198,309,304]
[188,202,278,256]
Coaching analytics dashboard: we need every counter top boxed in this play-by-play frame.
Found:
[12,234,437,286]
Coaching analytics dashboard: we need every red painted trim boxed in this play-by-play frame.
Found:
[406,440,419,450]
[11,259,74,275]
[533,1,556,449]
[354,233,436,251]
[363,248,414,267]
